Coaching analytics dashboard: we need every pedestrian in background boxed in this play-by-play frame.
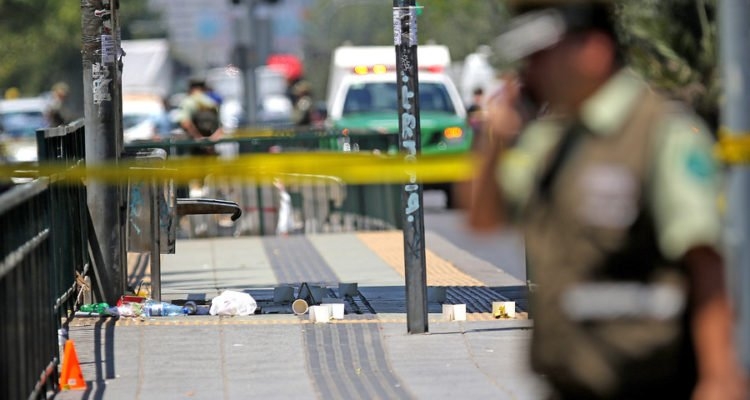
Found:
[290,80,313,126]
[466,87,486,145]
[44,81,71,127]
[467,1,746,399]
[176,77,223,145]
[273,178,295,236]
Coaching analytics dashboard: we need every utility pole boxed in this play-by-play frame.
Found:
[393,0,427,334]
[81,0,124,303]
[231,0,280,125]
[719,0,750,370]
[231,0,255,125]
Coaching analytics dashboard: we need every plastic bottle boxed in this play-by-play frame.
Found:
[143,300,187,317]
[79,303,110,314]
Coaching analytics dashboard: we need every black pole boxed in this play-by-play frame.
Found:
[81,0,124,303]
[393,0,427,334]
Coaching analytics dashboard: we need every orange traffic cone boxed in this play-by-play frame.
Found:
[59,340,87,391]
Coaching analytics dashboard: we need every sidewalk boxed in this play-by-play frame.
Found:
[57,231,548,400]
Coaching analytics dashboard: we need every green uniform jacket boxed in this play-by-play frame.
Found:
[498,70,721,398]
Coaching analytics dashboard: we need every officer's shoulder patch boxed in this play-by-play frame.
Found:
[685,148,715,182]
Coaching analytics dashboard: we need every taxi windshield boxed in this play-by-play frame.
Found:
[342,82,456,115]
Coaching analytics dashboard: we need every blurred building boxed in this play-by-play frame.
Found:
[148,0,311,72]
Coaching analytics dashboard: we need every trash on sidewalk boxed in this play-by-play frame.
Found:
[117,294,147,307]
[182,300,211,315]
[292,298,309,315]
[442,304,467,321]
[209,290,258,316]
[117,302,146,317]
[76,298,196,318]
[143,300,189,316]
[309,305,330,323]
[492,301,516,319]
[76,302,119,317]
[79,302,110,314]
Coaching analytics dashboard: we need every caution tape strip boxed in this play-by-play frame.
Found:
[715,127,750,165]
[0,153,478,185]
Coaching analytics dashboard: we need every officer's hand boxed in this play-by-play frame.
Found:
[209,128,224,142]
[483,78,524,148]
[692,372,748,400]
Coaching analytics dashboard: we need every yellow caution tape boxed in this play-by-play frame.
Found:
[715,127,750,165]
[0,152,478,185]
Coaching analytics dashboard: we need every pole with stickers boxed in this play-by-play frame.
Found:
[81,0,124,303]
[393,0,428,334]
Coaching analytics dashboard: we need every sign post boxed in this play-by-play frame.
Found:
[719,0,750,371]
[393,0,428,334]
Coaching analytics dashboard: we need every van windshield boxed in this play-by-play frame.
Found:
[342,82,456,116]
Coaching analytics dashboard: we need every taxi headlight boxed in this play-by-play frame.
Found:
[443,126,463,139]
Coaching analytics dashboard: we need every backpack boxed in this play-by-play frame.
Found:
[192,104,220,137]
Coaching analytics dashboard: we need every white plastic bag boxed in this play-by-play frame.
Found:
[209,290,257,316]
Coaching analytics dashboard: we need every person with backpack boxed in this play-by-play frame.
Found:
[176,77,223,154]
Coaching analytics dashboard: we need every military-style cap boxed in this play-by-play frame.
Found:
[495,0,615,61]
[188,75,207,90]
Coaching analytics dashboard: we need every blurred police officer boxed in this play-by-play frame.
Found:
[468,1,747,399]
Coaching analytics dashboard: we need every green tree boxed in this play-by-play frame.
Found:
[0,0,80,98]
[617,0,720,129]
[0,0,160,101]
[417,1,508,59]
[120,0,166,40]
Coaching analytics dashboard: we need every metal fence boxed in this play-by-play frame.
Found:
[0,120,96,399]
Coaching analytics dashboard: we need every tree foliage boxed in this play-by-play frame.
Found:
[0,0,158,99]
[617,0,719,128]
[0,0,80,97]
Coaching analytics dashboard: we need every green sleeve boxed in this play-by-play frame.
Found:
[649,114,722,261]
[498,119,562,210]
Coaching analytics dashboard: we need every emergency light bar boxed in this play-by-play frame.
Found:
[351,64,444,74]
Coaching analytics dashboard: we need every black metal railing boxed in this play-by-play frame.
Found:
[124,129,404,237]
[0,120,95,399]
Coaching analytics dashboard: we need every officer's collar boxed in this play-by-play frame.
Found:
[579,69,648,136]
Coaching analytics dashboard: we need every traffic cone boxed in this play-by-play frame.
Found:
[59,340,87,391]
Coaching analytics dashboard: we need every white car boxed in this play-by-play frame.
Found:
[0,97,48,163]
[122,93,169,143]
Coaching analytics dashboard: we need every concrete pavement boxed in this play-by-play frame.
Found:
[56,230,548,400]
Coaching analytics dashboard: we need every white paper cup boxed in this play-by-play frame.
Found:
[328,303,345,320]
[309,305,330,323]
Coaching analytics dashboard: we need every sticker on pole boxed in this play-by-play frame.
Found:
[101,34,115,64]
[393,6,418,46]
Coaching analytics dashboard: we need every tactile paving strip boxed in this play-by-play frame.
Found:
[356,231,485,287]
[263,236,339,285]
[305,322,414,400]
